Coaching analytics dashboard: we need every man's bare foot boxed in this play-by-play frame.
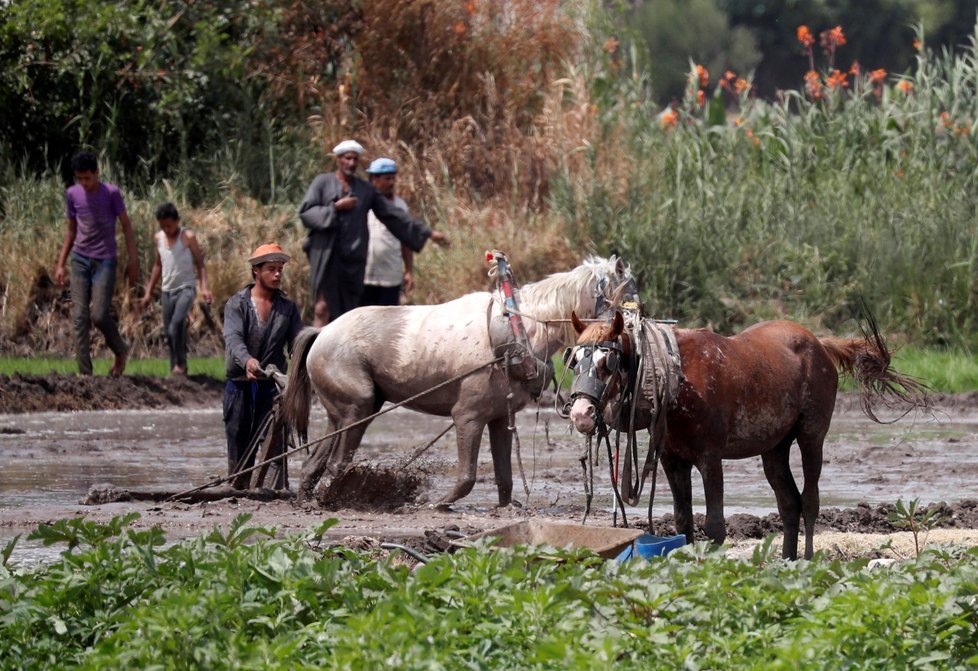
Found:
[110,352,127,377]
[171,366,187,377]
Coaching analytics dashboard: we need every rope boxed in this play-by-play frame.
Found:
[499,348,532,502]
[603,424,629,528]
[580,434,594,524]
[396,421,455,474]
[168,355,505,501]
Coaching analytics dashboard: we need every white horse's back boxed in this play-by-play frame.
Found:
[307,293,496,409]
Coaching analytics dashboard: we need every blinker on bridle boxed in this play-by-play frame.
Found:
[567,339,626,407]
[593,273,641,319]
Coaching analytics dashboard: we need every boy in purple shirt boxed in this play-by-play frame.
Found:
[53,152,139,376]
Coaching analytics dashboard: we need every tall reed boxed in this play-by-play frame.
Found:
[552,23,978,346]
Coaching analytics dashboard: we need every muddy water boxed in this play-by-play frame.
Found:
[2,403,976,526]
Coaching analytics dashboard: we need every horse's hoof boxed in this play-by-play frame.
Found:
[430,502,453,512]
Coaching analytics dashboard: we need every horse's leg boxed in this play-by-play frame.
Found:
[760,437,803,560]
[697,456,727,546]
[298,429,339,502]
[298,404,375,503]
[796,430,826,560]
[487,416,513,507]
[661,451,695,543]
[436,411,487,506]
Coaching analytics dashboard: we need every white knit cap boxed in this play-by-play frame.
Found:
[332,139,364,156]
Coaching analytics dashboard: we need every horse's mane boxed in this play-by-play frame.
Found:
[519,255,626,322]
[515,256,627,348]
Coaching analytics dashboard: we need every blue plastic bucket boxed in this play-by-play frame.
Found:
[615,533,686,562]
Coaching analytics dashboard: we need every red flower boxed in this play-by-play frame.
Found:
[659,108,679,128]
[797,25,815,48]
[826,69,848,90]
[804,70,823,100]
[820,26,846,50]
[695,64,709,89]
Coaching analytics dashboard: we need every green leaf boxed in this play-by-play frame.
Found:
[706,88,726,127]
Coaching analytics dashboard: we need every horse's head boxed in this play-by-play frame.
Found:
[566,310,629,435]
[587,256,641,321]
[516,255,639,357]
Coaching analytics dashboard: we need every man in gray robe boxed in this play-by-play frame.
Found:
[298,139,449,326]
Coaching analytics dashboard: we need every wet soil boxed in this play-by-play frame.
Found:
[4,374,978,562]
[0,373,224,413]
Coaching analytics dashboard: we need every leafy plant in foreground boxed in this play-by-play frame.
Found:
[4,515,978,669]
[887,497,949,556]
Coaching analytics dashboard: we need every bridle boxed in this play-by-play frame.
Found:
[566,310,681,530]
[592,274,641,322]
[566,338,629,416]
[565,330,640,526]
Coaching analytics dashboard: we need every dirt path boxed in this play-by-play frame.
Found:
[3,374,978,560]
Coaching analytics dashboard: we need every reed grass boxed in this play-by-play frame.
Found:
[552,23,978,346]
[889,347,978,393]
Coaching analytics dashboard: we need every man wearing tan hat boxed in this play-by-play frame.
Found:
[222,243,304,487]
[299,139,449,326]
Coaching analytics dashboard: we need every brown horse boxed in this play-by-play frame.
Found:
[567,311,923,559]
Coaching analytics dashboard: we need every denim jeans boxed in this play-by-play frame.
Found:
[70,252,127,375]
[161,285,196,371]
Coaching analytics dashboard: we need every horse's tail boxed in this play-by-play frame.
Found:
[818,310,928,422]
[282,326,322,439]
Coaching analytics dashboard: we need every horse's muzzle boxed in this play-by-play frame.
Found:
[569,397,598,434]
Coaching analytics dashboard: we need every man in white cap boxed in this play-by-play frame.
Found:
[361,157,413,306]
[298,139,449,326]
[222,243,304,487]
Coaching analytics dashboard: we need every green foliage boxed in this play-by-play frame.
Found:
[3,514,978,669]
[887,498,949,556]
[0,0,317,200]
[27,512,144,552]
[890,348,978,392]
[1,536,19,570]
[0,356,225,379]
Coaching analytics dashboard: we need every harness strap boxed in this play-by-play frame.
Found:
[608,313,682,509]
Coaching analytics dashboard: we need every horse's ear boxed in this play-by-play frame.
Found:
[615,257,625,278]
[571,310,586,335]
[612,310,624,335]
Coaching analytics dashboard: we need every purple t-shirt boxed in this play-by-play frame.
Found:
[65,182,127,259]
